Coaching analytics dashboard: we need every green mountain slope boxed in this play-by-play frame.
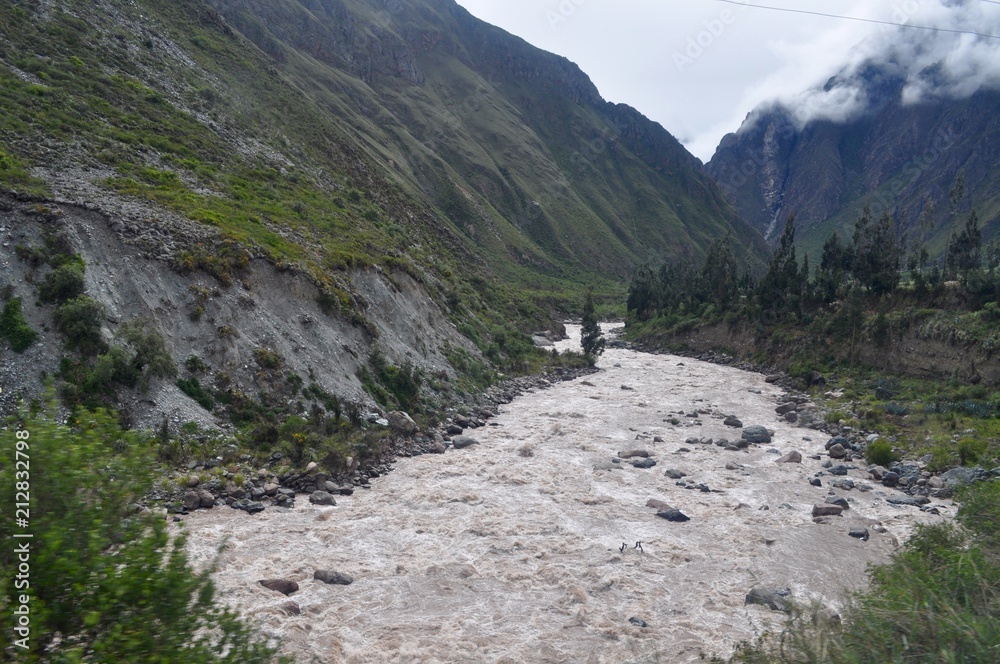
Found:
[0,0,763,318]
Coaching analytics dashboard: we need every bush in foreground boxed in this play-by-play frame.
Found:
[0,405,283,662]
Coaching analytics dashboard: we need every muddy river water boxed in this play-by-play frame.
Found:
[184,325,951,663]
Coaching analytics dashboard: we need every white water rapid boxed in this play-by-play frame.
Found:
[184,325,952,663]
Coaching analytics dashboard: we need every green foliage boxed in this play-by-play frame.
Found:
[0,296,37,352]
[118,318,177,390]
[956,480,1000,550]
[0,407,281,662]
[580,289,605,361]
[59,319,176,409]
[38,261,86,304]
[253,347,283,370]
[177,377,215,411]
[864,440,896,466]
[185,354,210,373]
[361,349,422,411]
[758,216,802,315]
[851,204,901,296]
[53,295,105,354]
[958,437,988,467]
[946,209,982,282]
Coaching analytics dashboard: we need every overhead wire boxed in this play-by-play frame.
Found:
[712,0,1000,40]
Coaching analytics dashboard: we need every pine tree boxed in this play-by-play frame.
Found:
[948,209,982,284]
[757,215,800,318]
[852,204,900,296]
[581,289,605,361]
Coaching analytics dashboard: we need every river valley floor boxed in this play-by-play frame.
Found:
[183,325,952,663]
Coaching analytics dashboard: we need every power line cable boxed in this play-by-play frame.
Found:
[712,0,1000,40]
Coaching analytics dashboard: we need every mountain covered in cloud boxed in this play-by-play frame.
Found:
[706,1,1000,257]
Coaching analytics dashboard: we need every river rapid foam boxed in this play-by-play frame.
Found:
[184,324,951,663]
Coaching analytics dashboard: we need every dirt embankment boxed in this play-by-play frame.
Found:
[0,195,480,429]
[644,320,999,386]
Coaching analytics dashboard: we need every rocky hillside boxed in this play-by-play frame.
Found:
[0,0,765,423]
[706,63,1000,258]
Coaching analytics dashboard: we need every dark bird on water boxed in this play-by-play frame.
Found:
[620,542,626,553]
[634,541,643,553]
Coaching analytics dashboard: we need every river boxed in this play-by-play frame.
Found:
[184,325,951,663]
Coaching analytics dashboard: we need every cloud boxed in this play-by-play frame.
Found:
[761,0,1000,130]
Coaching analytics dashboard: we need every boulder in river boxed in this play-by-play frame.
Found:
[646,499,672,511]
[619,449,650,459]
[656,509,690,522]
[745,587,790,612]
[741,426,771,444]
[723,415,743,428]
[632,458,657,469]
[314,569,354,585]
[776,451,802,464]
[812,504,843,517]
[309,491,337,506]
[824,495,850,510]
[232,498,266,514]
[663,469,687,479]
[259,579,299,596]
[451,436,479,449]
[182,491,201,511]
[828,443,849,459]
[849,527,870,541]
[887,496,931,507]
[940,467,988,487]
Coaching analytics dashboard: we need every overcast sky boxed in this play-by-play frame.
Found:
[452,0,1000,162]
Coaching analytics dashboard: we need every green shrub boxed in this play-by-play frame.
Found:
[0,296,37,352]
[54,295,105,353]
[253,347,283,370]
[38,261,86,303]
[185,354,209,373]
[0,408,281,662]
[958,438,988,466]
[864,439,896,466]
[118,318,177,389]
[177,377,215,411]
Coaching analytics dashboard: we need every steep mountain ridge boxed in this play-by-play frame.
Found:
[0,0,761,420]
[707,65,1000,258]
[206,0,766,276]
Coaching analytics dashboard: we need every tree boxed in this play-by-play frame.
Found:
[852,205,901,296]
[626,265,658,321]
[580,289,605,361]
[0,405,283,662]
[817,231,849,304]
[701,233,739,310]
[757,215,800,318]
[947,209,982,284]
